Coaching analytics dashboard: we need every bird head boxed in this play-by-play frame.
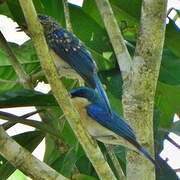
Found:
[38,14,51,25]
[70,87,99,104]
[16,14,59,35]
[38,14,60,34]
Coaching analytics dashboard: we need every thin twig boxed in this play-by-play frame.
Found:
[95,0,132,79]
[0,126,68,180]
[174,168,180,172]
[2,109,44,130]
[106,145,126,180]
[166,135,180,150]
[158,128,169,133]
[30,70,45,82]
[0,31,32,89]
[0,110,61,138]
[0,78,19,84]
[62,0,72,32]
[18,0,116,179]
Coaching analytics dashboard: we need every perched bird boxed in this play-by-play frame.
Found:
[37,14,112,115]
[70,87,157,167]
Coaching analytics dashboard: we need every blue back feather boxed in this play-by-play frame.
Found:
[47,28,112,114]
[87,103,158,167]
[87,104,136,140]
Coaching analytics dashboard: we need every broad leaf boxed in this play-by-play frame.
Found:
[0,89,57,108]
[0,41,40,92]
[156,156,179,180]
[8,170,27,180]
[171,121,180,136]
[155,82,180,128]
[165,20,180,58]
[159,49,180,85]
[72,174,97,180]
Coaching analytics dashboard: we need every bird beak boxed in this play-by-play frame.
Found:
[15,24,28,32]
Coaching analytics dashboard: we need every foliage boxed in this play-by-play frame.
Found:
[0,0,179,179]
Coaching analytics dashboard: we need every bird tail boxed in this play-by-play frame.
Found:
[130,139,160,169]
[93,74,112,115]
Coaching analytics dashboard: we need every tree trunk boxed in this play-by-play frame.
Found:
[122,0,167,179]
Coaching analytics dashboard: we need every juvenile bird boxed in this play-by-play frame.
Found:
[38,14,112,115]
[70,87,157,167]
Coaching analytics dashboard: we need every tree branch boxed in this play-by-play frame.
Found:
[0,126,68,180]
[174,168,180,172]
[18,0,116,179]
[106,145,126,180]
[0,31,67,177]
[122,0,168,180]
[0,3,69,166]
[95,0,132,78]
[0,110,62,139]
[0,31,32,89]
[62,0,72,32]
[166,135,180,150]
[2,109,43,130]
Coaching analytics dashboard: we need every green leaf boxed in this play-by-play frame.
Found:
[34,0,66,26]
[0,131,44,179]
[0,89,57,108]
[100,69,123,114]
[171,121,180,136]
[0,41,38,66]
[165,20,180,58]
[8,170,27,180]
[76,156,97,177]
[155,82,180,128]
[156,157,179,180]
[109,1,180,59]
[109,0,142,20]
[72,174,97,180]
[43,107,78,167]
[0,41,40,92]
[153,109,167,153]
[6,0,25,24]
[0,2,13,18]
[51,147,78,177]
[159,49,180,85]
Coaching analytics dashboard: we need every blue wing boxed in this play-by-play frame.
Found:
[86,103,158,167]
[47,28,97,86]
[86,103,136,141]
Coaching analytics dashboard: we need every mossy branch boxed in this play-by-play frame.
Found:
[106,145,126,180]
[0,18,67,180]
[18,0,116,179]
[95,0,132,79]
[62,0,72,32]
[0,126,68,180]
[122,0,168,180]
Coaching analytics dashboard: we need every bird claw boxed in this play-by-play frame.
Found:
[16,26,23,32]
[15,24,28,33]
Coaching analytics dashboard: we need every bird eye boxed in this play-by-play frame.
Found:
[38,15,49,21]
